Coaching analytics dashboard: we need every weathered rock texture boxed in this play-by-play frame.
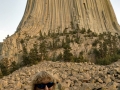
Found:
[0,0,120,62]
[17,0,120,34]
[0,61,120,90]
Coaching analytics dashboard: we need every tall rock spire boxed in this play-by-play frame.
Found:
[0,0,120,63]
[17,0,120,34]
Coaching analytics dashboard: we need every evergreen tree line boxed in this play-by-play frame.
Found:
[22,35,87,66]
[0,59,20,78]
[92,32,120,65]
[1,22,120,78]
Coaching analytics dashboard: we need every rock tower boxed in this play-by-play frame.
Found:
[0,0,120,63]
[17,0,120,35]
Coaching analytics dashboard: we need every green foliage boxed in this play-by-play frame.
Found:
[3,21,120,78]
[70,30,77,34]
[22,45,29,65]
[20,39,24,44]
[96,54,120,65]
[118,35,120,40]
[56,53,63,61]
[91,32,98,37]
[0,63,9,76]
[87,29,92,34]
[18,23,120,66]
[80,28,86,34]
[74,34,80,44]
[10,61,20,73]
[93,32,120,65]
[0,58,10,77]
[39,41,48,60]
[98,33,104,40]
[92,39,99,47]
[65,35,71,43]
[63,43,73,62]
[28,44,40,65]
[0,60,22,78]
[117,49,120,54]
[93,48,100,59]
[51,33,58,38]
[22,54,29,66]
[22,44,40,66]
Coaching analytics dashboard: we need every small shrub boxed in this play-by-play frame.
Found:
[92,39,99,47]
[80,28,86,34]
[20,39,24,44]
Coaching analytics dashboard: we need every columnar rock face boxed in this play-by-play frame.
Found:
[17,0,120,35]
[0,0,120,62]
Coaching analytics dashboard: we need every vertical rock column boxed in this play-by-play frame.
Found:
[1,0,120,63]
[17,0,120,35]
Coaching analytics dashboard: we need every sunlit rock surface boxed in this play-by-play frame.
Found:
[0,61,120,90]
[1,0,120,64]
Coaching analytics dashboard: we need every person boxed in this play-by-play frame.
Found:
[32,71,64,90]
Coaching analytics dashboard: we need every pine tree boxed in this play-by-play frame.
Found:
[39,41,48,60]
[28,44,40,65]
[63,43,73,62]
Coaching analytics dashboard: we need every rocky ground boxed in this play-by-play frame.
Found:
[0,60,120,90]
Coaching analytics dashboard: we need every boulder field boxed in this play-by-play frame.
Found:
[0,60,120,90]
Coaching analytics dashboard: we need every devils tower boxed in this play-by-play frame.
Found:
[17,0,120,35]
[0,0,120,64]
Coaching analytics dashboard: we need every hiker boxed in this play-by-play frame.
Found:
[32,71,64,90]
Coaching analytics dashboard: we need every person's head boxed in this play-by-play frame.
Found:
[32,71,59,90]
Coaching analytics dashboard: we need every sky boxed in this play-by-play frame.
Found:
[0,0,120,42]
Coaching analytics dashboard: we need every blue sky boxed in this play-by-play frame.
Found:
[0,0,27,42]
[0,0,120,42]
